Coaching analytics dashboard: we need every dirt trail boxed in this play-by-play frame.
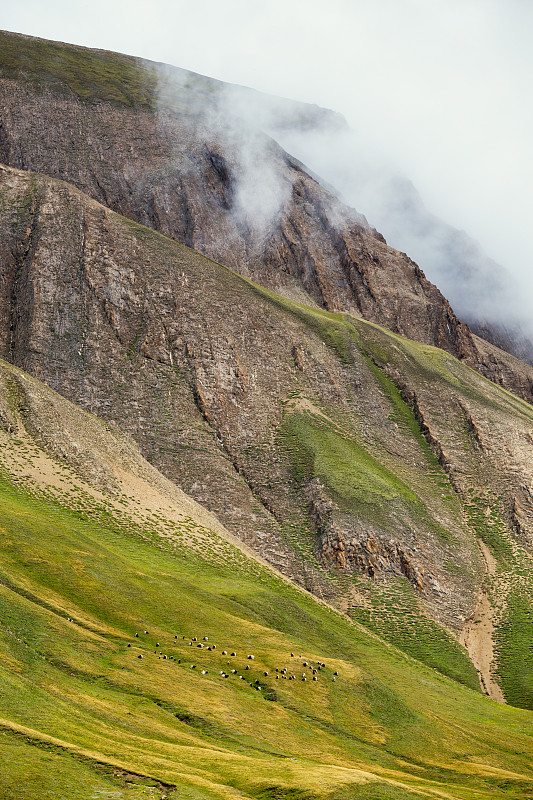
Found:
[459,540,505,703]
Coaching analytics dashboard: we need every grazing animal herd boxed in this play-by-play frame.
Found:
[128,630,341,694]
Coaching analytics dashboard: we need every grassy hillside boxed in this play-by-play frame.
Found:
[0,29,160,107]
[1,361,533,799]
[3,165,533,713]
[246,287,533,706]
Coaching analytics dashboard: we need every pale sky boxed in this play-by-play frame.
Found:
[2,0,532,294]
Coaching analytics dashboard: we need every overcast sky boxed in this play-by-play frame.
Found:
[3,0,532,291]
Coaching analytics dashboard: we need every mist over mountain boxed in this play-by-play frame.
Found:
[1,30,531,399]
[154,49,533,367]
[258,112,533,366]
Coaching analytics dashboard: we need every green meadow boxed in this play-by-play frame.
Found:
[1,456,533,800]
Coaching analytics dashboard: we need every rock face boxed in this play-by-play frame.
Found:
[345,173,533,367]
[1,160,532,621]
[307,477,426,588]
[0,71,463,347]
[4,162,533,702]
[0,165,474,611]
[1,31,532,403]
[269,122,533,370]
[3,33,533,698]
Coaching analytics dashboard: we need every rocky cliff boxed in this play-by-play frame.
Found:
[3,31,533,705]
[270,121,533,369]
[4,162,533,704]
[1,30,532,405]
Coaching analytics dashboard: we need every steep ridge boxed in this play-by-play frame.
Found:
[0,355,249,551]
[3,163,533,706]
[360,175,533,366]
[1,359,533,799]
[270,122,533,369]
[1,30,533,405]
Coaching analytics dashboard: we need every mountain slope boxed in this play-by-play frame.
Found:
[2,358,533,799]
[2,30,533,407]
[3,163,533,708]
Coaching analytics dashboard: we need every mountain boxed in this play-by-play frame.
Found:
[266,108,533,368]
[2,29,533,797]
[1,356,533,798]
[1,30,533,407]
[3,160,533,706]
